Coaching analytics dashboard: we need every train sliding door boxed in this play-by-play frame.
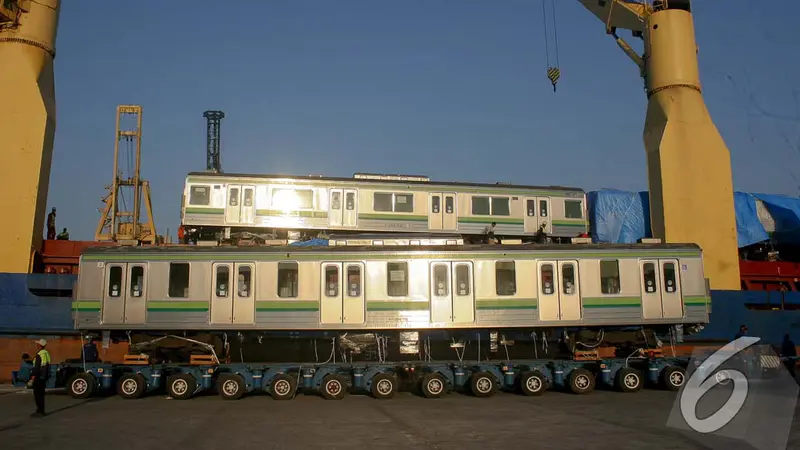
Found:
[537,260,581,321]
[430,261,475,324]
[225,185,256,226]
[639,259,684,320]
[320,262,365,325]
[102,263,149,325]
[211,262,256,325]
[328,189,358,228]
[524,197,552,234]
[429,193,457,231]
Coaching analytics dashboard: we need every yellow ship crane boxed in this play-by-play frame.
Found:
[0,0,741,290]
[575,0,740,290]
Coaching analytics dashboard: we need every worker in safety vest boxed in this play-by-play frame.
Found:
[28,339,51,417]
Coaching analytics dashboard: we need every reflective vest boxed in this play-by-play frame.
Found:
[38,349,51,365]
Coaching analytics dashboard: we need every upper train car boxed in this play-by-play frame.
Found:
[179,172,588,244]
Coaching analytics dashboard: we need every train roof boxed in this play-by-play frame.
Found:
[185,171,586,193]
[80,242,701,256]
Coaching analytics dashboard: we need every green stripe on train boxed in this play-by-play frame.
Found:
[185,208,224,215]
[582,297,642,308]
[551,220,587,227]
[146,301,210,312]
[256,301,319,312]
[683,295,709,306]
[359,213,428,222]
[367,301,429,311]
[72,301,101,312]
[257,209,328,219]
[476,298,538,310]
[457,217,524,225]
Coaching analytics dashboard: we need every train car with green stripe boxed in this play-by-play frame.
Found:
[73,241,710,355]
[179,171,588,245]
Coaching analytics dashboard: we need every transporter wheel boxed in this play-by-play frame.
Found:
[269,373,297,400]
[370,373,397,400]
[420,372,446,399]
[518,370,547,396]
[469,371,498,398]
[67,373,96,399]
[568,368,595,395]
[320,374,347,400]
[218,374,245,400]
[167,373,196,400]
[615,367,643,393]
[117,373,146,399]
[660,366,686,391]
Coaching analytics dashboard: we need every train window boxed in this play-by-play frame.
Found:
[526,199,535,217]
[345,192,355,210]
[541,264,555,295]
[238,266,252,298]
[373,193,393,212]
[108,266,122,298]
[347,265,361,297]
[472,197,490,215]
[189,185,210,205]
[539,200,548,218]
[394,194,414,213]
[433,264,449,296]
[564,200,583,219]
[271,188,314,210]
[431,196,440,214]
[387,262,408,297]
[495,261,516,296]
[168,263,190,298]
[455,264,470,296]
[600,260,621,294]
[643,263,657,293]
[562,264,576,295]
[216,266,230,297]
[277,262,299,298]
[331,192,341,210]
[243,189,253,207]
[445,196,454,214]
[130,266,144,297]
[663,263,677,293]
[325,265,339,297]
[491,197,510,216]
[228,188,239,206]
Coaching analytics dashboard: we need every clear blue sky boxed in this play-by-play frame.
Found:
[46,0,800,241]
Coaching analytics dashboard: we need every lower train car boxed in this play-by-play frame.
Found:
[72,242,710,342]
[178,172,588,244]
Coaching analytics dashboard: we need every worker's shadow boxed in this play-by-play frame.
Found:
[0,395,107,434]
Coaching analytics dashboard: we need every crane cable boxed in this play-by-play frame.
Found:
[541,0,561,92]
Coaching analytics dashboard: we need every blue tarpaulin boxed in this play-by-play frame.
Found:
[587,190,800,248]
[289,238,329,246]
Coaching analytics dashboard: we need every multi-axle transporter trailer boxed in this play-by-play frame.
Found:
[13,350,692,400]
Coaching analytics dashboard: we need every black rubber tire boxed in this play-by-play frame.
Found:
[661,365,686,391]
[370,373,397,400]
[518,370,547,396]
[218,374,246,400]
[117,373,146,399]
[469,371,498,398]
[420,372,446,399]
[568,368,595,395]
[615,367,643,393]
[320,374,347,400]
[167,373,196,400]
[67,372,96,399]
[269,373,297,400]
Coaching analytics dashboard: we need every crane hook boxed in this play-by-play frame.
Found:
[547,66,560,92]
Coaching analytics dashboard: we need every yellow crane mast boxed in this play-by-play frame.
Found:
[576,0,740,290]
[0,0,60,273]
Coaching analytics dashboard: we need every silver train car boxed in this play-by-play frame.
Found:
[72,243,710,342]
[179,172,588,244]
